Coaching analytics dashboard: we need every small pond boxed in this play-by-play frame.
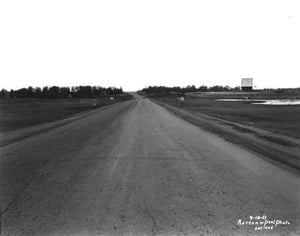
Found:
[217,99,300,105]
[252,99,300,105]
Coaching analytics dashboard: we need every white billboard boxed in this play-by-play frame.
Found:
[241,78,253,87]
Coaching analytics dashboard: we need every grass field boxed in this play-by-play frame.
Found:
[0,94,133,132]
[151,91,300,139]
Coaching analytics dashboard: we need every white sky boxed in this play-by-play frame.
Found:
[0,0,299,91]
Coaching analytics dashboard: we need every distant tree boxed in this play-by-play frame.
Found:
[183,85,197,93]
[233,86,241,91]
[9,89,15,98]
[42,87,49,98]
[15,88,30,98]
[60,87,70,98]
[48,86,60,98]
[0,89,8,98]
[35,87,42,98]
[198,85,208,92]
[78,86,92,98]
[27,86,34,97]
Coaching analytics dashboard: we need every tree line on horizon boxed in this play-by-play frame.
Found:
[142,85,241,94]
[0,86,123,99]
[142,85,300,94]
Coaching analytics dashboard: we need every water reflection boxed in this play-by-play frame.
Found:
[217,99,300,105]
[253,99,300,105]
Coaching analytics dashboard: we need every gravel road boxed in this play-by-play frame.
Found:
[1,95,299,235]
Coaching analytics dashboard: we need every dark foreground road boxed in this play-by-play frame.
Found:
[1,95,299,235]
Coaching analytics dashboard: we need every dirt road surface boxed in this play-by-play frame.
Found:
[1,95,299,235]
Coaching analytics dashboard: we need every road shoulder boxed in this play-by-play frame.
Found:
[152,99,300,172]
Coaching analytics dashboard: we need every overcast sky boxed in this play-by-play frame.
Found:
[0,0,299,91]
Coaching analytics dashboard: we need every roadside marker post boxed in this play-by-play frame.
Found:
[180,96,184,107]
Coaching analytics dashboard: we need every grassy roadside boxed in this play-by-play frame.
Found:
[0,94,133,132]
[149,92,300,139]
[151,98,300,171]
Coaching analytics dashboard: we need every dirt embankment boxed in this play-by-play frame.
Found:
[152,99,300,172]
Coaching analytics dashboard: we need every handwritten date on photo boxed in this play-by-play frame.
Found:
[237,215,290,231]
